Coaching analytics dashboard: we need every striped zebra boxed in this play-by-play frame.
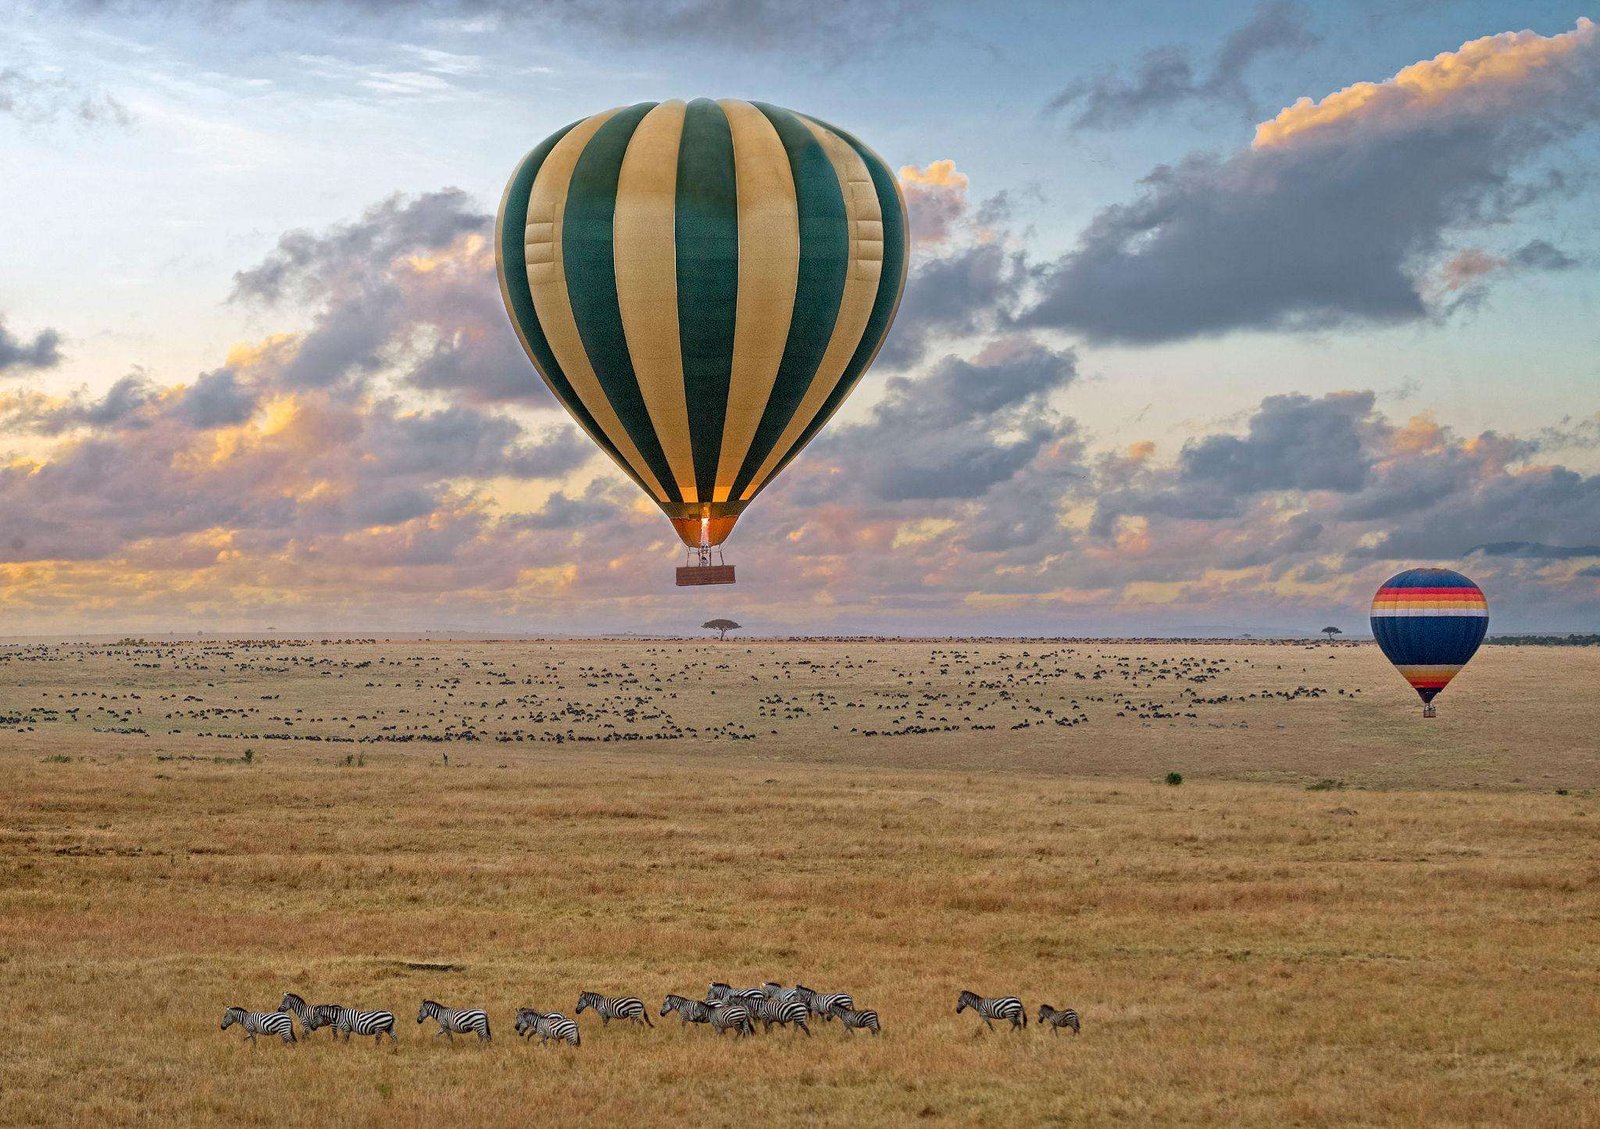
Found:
[824,1002,881,1036]
[706,1002,754,1038]
[745,997,810,1035]
[416,1000,491,1042]
[575,991,653,1028]
[1037,1005,1081,1035]
[790,984,854,1017]
[277,992,328,1036]
[660,994,713,1026]
[220,1007,296,1045]
[515,1009,581,1047]
[956,991,1026,1032]
[707,982,767,1004]
[317,1005,398,1044]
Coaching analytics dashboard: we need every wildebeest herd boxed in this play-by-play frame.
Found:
[220,983,1081,1047]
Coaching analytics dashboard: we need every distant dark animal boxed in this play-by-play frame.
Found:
[1037,1005,1080,1035]
[957,991,1026,1032]
[575,991,652,1028]
[824,1002,880,1035]
[417,1000,491,1041]
[221,1007,295,1045]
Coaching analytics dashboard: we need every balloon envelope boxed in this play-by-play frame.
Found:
[495,98,908,548]
[1369,567,1488,704]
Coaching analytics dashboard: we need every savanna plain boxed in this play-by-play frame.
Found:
[2,638,1597,1127]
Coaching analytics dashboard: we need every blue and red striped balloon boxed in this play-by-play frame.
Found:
[1370,567,1488,711]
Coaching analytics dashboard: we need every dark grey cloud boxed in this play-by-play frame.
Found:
[1048,2,1317,128]
[1469,540,1600,559]
[0,317,63,374]
[1023,22,1600,344]
[174,368,259,428]
[0,66,131,127]
[1510,238,1578,271]
[877,243,1028,370]
[814,337,1078,503]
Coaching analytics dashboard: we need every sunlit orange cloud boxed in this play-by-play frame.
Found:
[899,159,968,190]
[1255,17,1596,148]
[1389,415,1445,455]
[1438,248,1507,292]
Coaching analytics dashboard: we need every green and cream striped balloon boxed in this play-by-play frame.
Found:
[495,98,908,549]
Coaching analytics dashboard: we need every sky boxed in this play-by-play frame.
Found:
[2,0,1598,636]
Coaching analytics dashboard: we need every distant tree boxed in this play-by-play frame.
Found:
[1321,626,1342,643]
[703,618,741,641]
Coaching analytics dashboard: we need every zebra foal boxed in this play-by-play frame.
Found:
[575,991,652,1028]
[1037,1004,1081,1035]
[221,1007,296,1045]
[661,994,712,1026]
[277,992,327,1036]
[956,990,1026,1032]
[823,1002,881,1035]
[417,999,491,1042]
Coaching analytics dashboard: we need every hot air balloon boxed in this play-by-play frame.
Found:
[495,99,908,585]
[1369,567,1488,717]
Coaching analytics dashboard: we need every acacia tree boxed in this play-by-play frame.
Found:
[703,618,741,641]
[1322,626,1343,643]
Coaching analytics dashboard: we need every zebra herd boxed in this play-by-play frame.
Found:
[218,985,1079,1048]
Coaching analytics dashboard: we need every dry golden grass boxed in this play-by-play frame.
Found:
[2,640,1597,1126]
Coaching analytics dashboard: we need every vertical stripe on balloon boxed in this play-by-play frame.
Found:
[748,114,908,499]
[674,99,740,506]
[496,119,647,495]
[728,103,849,501]
[563,101,683,504]
[739,115,883,500]
[526,105,671,504]
[612,100,698,502]
[714,99,799,503]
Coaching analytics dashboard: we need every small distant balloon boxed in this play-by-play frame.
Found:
[1369,567,1488,717]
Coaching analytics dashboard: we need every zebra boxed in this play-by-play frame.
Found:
[317,1005,398,1044]
[661,994,713,1026]
[661,994,710,1025]
[823,1002,881,1036]
[515,1009,580,1047]
[417,1000,491,1042]
[790,984,854,1017]
[745,996,810,1035]
[575,991,653,1028]
[220,1007,296,1045]
[707,982,766,1004]
[1037,1005,1081,1035]
[277,992,328,1036]
[706,1002,754,1038]
[956,990,1026,1032]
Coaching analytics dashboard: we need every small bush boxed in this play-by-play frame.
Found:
[1307,778,1346,791]
[1165,772,1183,786]
[42,754,72,764]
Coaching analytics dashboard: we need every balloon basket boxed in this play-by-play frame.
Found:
[676,542,736,587]
[1422,703,1437,719]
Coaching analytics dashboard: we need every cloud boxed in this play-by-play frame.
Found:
[231,190,538,402]
[60,0,928,55]
[0,317,63,375]
[0,65,131,127]
[1049,2,1317,128]
[816,336,1079,503]
[1022,18,1600,344]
